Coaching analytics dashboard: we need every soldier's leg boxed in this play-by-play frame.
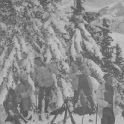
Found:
[101,108,109,124]
[38,86,45,113]
[73,90,80,106]
[83,84,95,112]
[45,86,52,113]
[108,109,115,124]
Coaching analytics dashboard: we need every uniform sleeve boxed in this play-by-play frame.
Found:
[21,84,32,99]
[96,87,109,108]
[87,76,94,94]
[15,84,20,94]
[15,84,22,103]
[68,66,77,79]
[82,65,91,76]
[33,66,37,84]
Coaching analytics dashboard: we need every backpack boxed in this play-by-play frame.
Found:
[74,90,93,115]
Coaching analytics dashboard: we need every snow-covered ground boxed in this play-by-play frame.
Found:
[84,5,100,12]
[20,113,124,124]
[9,112,124,124]
[19,113,101,124]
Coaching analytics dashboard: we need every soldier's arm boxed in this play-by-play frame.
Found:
[33,66,37,84]
[15,83,19,94]
[81,64,91,76]
[21,84,32,98]
[68,66,77,79]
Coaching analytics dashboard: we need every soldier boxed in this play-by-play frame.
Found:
[69,54,95,112]
[15,71,32,117]
[96,74,124,124]
[33,57,59,116]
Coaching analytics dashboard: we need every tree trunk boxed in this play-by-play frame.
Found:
[75,0,83,14]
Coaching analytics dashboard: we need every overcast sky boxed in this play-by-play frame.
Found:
[85,0,119,7]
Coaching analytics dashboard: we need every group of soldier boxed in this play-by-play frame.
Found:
[3,53,124,124]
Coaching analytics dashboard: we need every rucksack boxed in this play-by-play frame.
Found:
[74,90,93,115]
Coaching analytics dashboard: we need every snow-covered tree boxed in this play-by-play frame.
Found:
[0,0,74,108]
[67,0,104,84]
[114,43,124,79]
[1,1,124,124]
[115,43,124,68]
[98,20,114,73]
[0,0,108,120]
[93,18,121,77]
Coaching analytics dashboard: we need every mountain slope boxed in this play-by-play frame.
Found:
[96,1,124,34]
[110,32,124,57]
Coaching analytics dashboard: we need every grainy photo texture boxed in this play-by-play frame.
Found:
[0,0,124,124]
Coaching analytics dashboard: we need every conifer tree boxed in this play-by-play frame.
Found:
[96,19,114,73]
[0,1,108,122]
[113,43,124,78]
[115,43,124,67]
[67,0,104,84]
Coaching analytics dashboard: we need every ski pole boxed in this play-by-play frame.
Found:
[81,108,85,124]
[66,99,76,124]
[63,100,68,124]
[96,103,98,124]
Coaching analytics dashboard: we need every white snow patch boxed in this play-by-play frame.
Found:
[110,32,124,57]
[85,5,100,12]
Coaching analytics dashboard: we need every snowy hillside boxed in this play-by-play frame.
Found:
[84,5,100,12]
[96,1,124,34]
[110,32,124,57]
[98,1,124,16]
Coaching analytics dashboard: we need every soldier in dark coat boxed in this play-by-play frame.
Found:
[69,54,95,112]
[101,74,117,124]
[15,71,32,117]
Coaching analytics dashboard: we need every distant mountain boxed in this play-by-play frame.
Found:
[94,1,124,34]
[98,1,124,16]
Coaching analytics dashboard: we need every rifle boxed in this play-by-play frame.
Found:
[48,98,76,124]
[48,102,65,124]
